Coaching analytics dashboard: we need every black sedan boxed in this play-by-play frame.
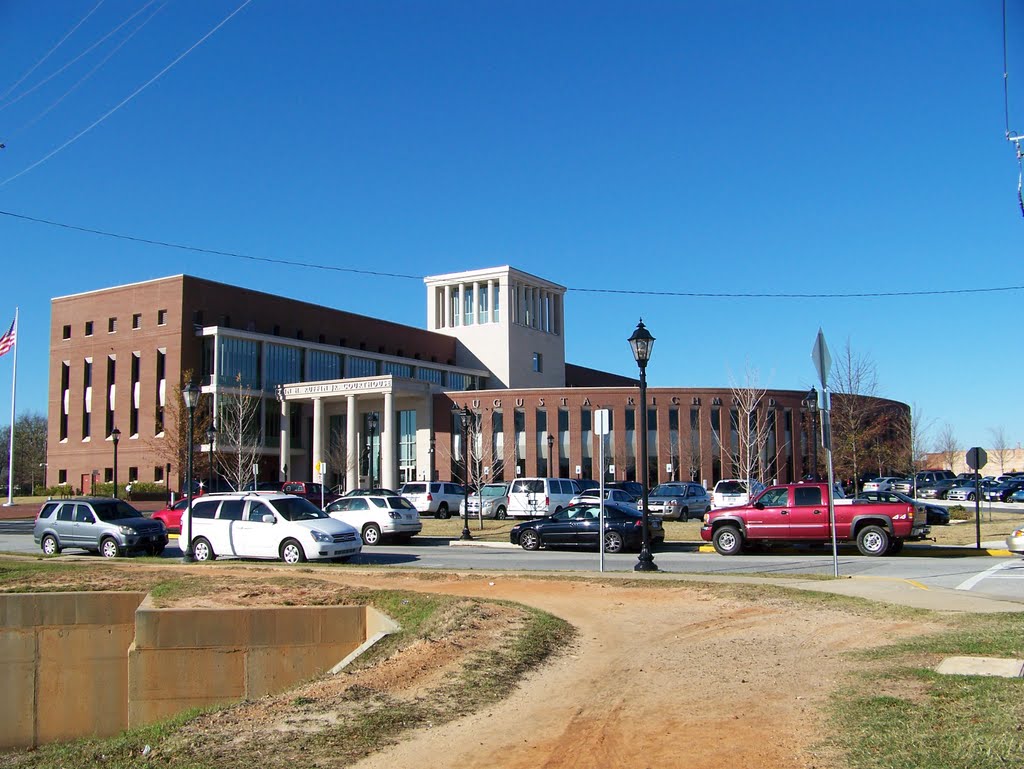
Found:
[916,479,960,500]
[510,501,664,553]
[855,490,950,526]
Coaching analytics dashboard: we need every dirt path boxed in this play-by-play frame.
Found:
[330,572,930,769]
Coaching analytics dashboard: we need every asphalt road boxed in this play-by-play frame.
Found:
[4,522,1022,605]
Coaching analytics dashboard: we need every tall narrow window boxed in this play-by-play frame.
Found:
[130,353,140,437]
[82,359,92,439]
[535,409,548,476]
[711,408,722,483]
[514,409,526,478]
[690,407,701,482]
[625,408,636,481]
[491,410,504,481]
[668,407,680,482]
[60,362,70,441]
[105,356,116,438]
[558,408,570,478]
[155,350,166,434]
[580,408,593,480]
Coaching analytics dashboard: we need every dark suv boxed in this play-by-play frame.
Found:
[33,497,168,558]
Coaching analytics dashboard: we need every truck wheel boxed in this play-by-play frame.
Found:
[712,525,743,556]
[856,525,890,556]
[436,503,450,519]
[361,523,382,546]
[100,537,121,558]
[886,539,904,555]
[41,534,61,556]
[495,506,507,520]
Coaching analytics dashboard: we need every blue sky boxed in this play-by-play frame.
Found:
[0,1,1020,454]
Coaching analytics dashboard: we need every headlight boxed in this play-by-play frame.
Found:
[1012,528,1024,537]
[309,529,332,543]
[482,500,494,513]
[702,513,710,524]
[118,525,137,535]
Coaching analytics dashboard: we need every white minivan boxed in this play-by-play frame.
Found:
[179,492,362,564]
[506,477,581,518]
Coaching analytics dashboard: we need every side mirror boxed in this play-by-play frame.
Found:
[262,514,276,524]
[754,502,765,510]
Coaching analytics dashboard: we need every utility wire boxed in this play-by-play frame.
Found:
[2,208,1020,299]
[0,0,252,188]
[0,0,106,103]
[2,1,171,147]
[0,0,164,115]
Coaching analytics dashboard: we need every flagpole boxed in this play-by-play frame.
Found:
[4,308,17,507]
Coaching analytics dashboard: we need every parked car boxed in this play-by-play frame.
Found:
[179,492,362,563]
[982,480,1024,503]
[34,497,169,558]
[641,482,712,521]
[856,490,950,526]
[506,477,581,517]
[891,478,915,495]
[150,498,192,533]
[251,481,340,506]
[568,487,638,508]
[914,470,956,487]
[1007,526,1024,554]
[916,479,960,499]
[945,481,983,502]
[605,480,644,498]
[1009,488,1024,504]
[342,488,401,497]
[462,483,511,519]
[324,495,422,545]
[711,479,766,509]
[862,477,902,493]
[509,501,664,553]
[399,481,465,519]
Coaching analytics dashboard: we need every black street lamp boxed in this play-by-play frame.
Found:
[181,382,201,563]
[547,433,554,477]
[452,404,474,541]
[628,320,657,572]
[802,387,819,480]
[206,422,217,494]
[111,427,121,499]
[367,413,378,490]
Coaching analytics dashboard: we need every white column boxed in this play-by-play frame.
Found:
[487,279,495,323]
[312,397,324,482]
[417,395,434,480]
[381,391,396,490]
[279,400,290,480]
[443,285,452,328]
[472,281,480,324]
[346,394,358,491]
[457,283,466,326]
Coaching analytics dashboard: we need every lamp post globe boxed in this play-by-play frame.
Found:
[181,382,201,563]
[111,427,121,499]
[628,320,658,572]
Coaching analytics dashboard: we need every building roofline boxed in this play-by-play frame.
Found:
[423,265,566,292]
[52,274,186,302]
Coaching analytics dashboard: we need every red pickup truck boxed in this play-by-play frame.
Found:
[699,482,930,556]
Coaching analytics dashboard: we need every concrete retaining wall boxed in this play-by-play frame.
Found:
[0,592,396,748]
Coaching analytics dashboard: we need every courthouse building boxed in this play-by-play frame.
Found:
[45,265,907,493]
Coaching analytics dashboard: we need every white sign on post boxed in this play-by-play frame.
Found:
[594,409,610,574]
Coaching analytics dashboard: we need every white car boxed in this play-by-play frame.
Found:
[862,477,902,493]
[1007,527,1024,554]
[398,481,465,519]
[461,483,511,519]
[324,494,422,545]
[179,492,362,564]
[711,479,766,509]
[567,488,638,508]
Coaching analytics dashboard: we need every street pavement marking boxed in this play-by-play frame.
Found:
[956,560,1017,591]
[905,579,929,591]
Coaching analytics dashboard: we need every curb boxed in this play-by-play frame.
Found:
[696,544,1014,557]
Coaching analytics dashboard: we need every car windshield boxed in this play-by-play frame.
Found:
[651,484,685,495]
[93,500,143,521]
[481,485,507,497]
[273,497,329,521]
[716,481,748,494]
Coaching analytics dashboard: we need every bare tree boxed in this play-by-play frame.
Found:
[148,369,212,492]
[988,425,1012,474]
[726,366,781,486]
[908,404,935,473]
[935,423,961,472]
[214,373,262,491]
[830,340,880,494]
[323,421,357,491]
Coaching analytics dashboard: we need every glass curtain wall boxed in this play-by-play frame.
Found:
[491,410,504,481]
[536,409,548,476]
[558,408,570,478]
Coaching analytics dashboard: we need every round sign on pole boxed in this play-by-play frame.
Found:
[966,447,987,471]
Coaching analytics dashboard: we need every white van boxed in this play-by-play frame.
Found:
[179,492,362,564]
[711,479,766,509]
[506,477,581,518]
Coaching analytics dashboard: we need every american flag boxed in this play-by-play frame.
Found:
[0,317,15,357]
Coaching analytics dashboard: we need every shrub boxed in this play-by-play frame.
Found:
[948,504,972,521]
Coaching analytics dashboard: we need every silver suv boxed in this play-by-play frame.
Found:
[33,497,169,558]
[399,481,465,519]
[642,482,712,521]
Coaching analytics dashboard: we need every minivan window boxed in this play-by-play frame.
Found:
[220,500,244,520]
[274,497,329,521]
[192,500,221,519]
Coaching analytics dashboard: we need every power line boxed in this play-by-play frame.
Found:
[2,207,1020,299]
[0,0,106,104]
[0,0,253,188]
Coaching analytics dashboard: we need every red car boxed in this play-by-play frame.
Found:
[150,498,192,534]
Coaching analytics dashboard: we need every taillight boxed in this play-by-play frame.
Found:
[544,496,550,507]
[634,519,643,527]
[426,493,433,502]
